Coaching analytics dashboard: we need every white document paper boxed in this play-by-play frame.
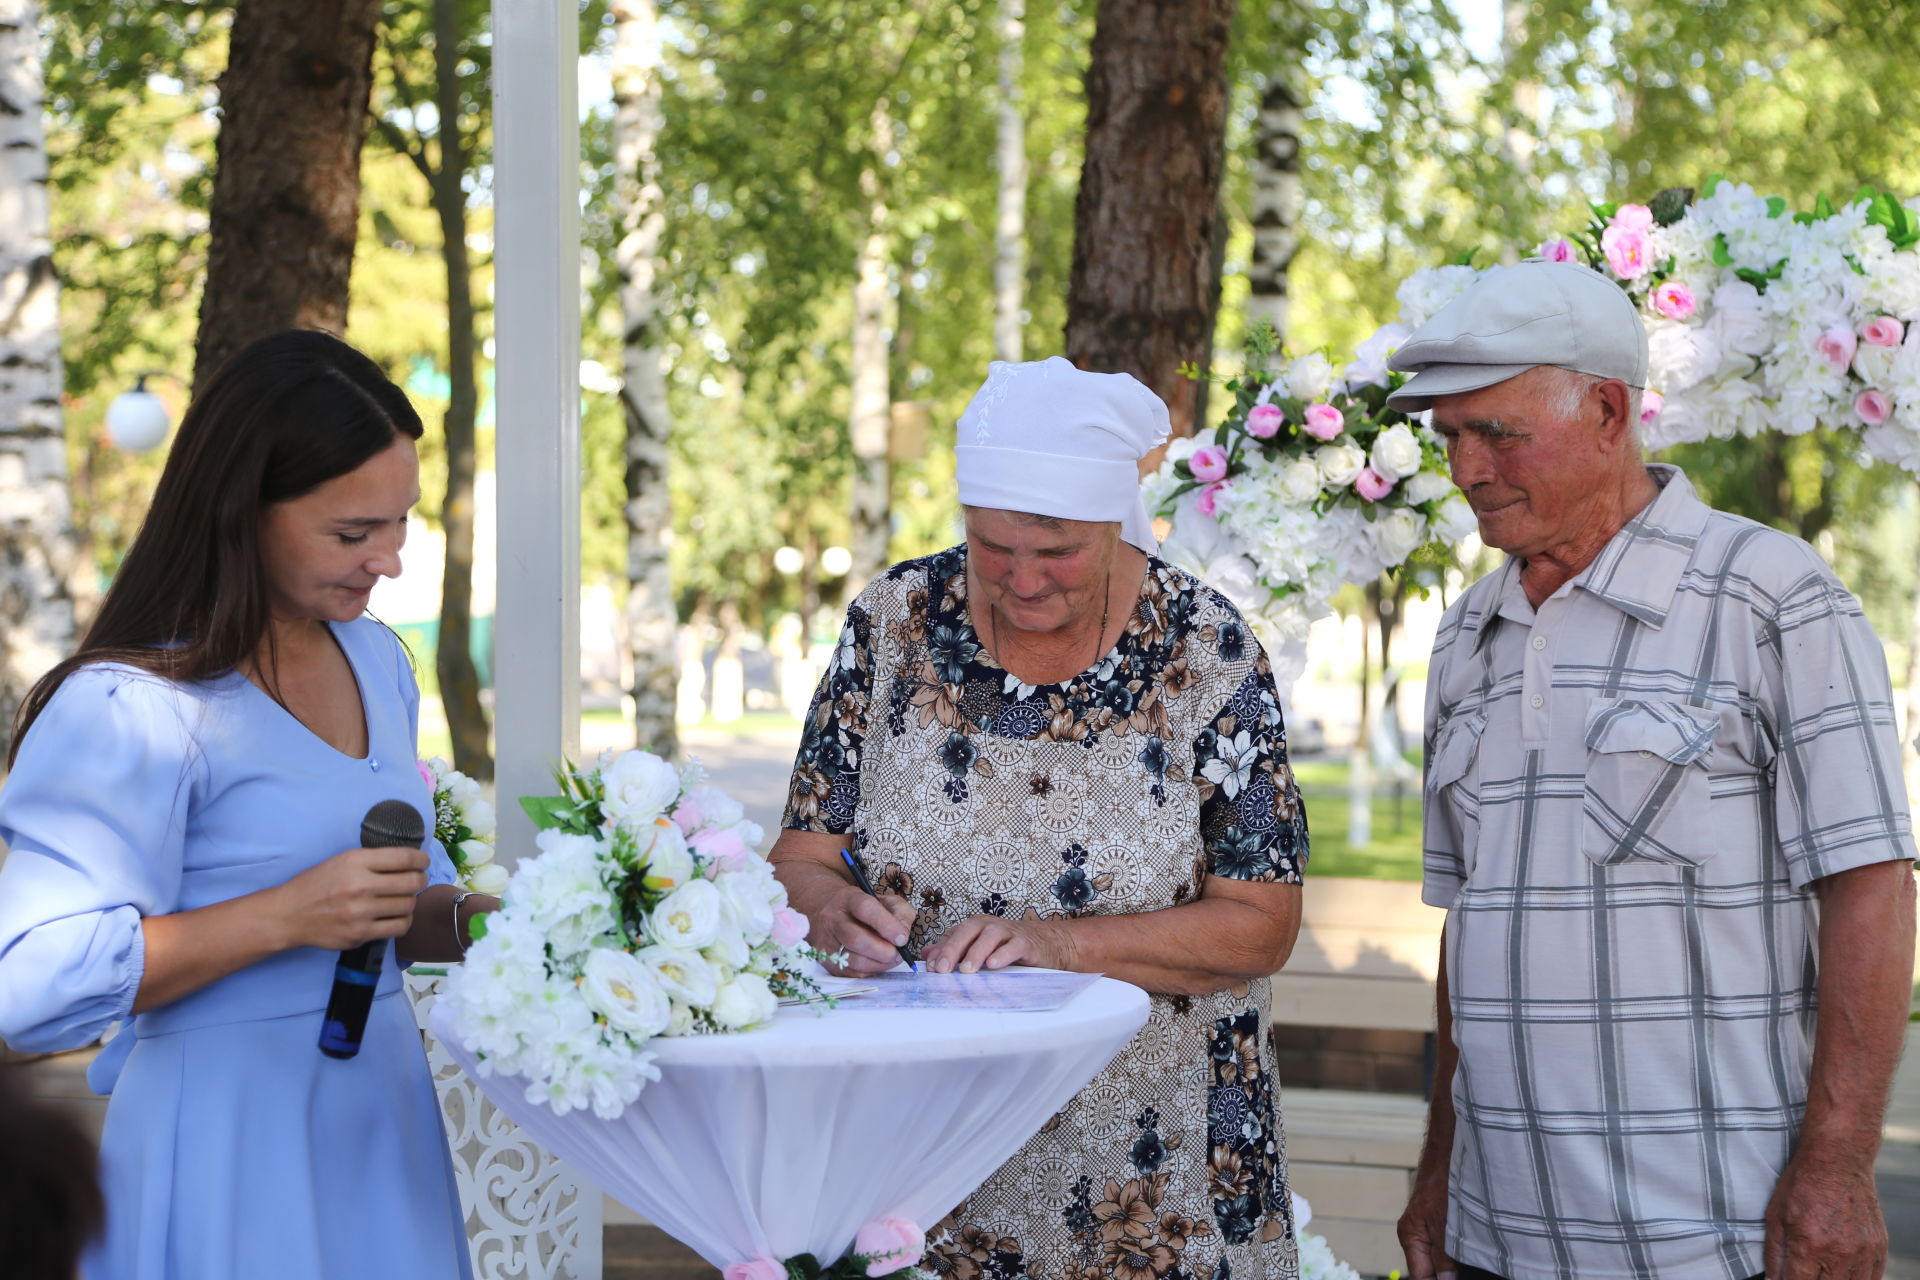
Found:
[815,968,1103,1013]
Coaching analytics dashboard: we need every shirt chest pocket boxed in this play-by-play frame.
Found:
[1581,699,1718,868]
[1425,712,1487,859]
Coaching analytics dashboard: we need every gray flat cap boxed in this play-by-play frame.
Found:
[1385,260,1649,411]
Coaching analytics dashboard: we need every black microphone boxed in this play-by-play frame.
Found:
[319,799,426,1060]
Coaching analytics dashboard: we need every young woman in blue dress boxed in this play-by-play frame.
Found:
[0,330,495,1279]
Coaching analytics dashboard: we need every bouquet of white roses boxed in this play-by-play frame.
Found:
[1538,181,1920,468]
[1144,316,1476,689]
[419,756,509,895]
[439,749,833,1119]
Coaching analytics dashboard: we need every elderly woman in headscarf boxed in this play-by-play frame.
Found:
[772,357,1309,1280]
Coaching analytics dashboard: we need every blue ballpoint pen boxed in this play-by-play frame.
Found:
[840,847,918,971]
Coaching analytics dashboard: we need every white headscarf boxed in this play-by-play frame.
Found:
[954,357,1171,553]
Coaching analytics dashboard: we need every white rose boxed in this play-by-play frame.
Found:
[709,972,776,1030]
[1370,508,1427,564]
[579,948,672,1038]
[634,945,719,1007]
[1646,318,1722,393]
[600,750,681,826]
[1284,353,1335,402]
[664,1000,698,1037]
[1163,435,1200,466]
[517,831,616,955]
[1275,459,1323,505]
[1368,423,1425,482]
[462,798,496,840]
[649,879,724,950]
[1402,471,1455,505]
[717,871,776,941]
[1855,341,1899,388]
[458,838,495,867]
[467,862,511,896]
[1315,441,1367,489]
[1434,494,1479,543]
[1707,280,1774,358]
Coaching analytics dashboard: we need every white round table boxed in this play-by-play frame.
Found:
[432,976,1150,1271]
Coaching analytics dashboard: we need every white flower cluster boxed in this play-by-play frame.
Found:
[1146,298,1476,696]
[439,750,816,1119]
[422,756,507,895]
[1602,183,1920,468]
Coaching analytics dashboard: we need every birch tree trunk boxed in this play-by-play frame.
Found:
[1066,0,1235,452]
[193,0,380,393]
[1244,65,1302,345]
[427,0,489,779]
[847,101,894,593]
[0,0,79,764]
[612,0,676,758]
[993,0,1027,364]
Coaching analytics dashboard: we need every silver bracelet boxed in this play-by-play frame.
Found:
[451,890,476,953]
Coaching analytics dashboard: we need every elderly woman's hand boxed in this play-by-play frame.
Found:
[922,913,1076,974]
[809,884,918,978]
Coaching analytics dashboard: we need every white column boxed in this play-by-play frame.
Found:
[488,4,601,1277]
[493,0,582,855]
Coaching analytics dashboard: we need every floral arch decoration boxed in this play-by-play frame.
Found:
[1145,180,1920,696]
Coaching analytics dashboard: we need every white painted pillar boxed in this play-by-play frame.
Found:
[487,3,601,1276]
[492,0,582,856]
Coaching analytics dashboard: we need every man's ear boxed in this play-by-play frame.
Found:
[1593,379,1636,452]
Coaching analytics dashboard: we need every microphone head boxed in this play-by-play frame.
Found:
[361,798,426,849]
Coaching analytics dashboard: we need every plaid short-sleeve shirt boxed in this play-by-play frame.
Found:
[1422,465,1915,1280]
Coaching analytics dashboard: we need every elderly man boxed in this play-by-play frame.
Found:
[1390,261,1917,1280]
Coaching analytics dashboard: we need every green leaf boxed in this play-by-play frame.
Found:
[1734,267,1773,292]
[1813,192,1836,220]
[786,1254,824,1280]
[1710,233,1733,268]
[1703,174,1725,197]
[1765,195,1786,218]
[467,913,488,943]
[519,795,575,830]
[1450,246,1478,267]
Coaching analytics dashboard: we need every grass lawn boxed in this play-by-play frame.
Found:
[1293,757,1426,882]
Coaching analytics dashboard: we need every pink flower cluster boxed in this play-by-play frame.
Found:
[1601,204,1655,280]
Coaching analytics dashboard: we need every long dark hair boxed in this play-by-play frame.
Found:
[10,330,424,764]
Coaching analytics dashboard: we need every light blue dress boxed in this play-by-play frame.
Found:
[0,618,473,1280]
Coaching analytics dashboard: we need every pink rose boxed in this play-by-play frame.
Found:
[1650,281,1695,320]
[1816,323,1858,371]
[1639,389,1665,425]
[854,1218,923,1276]
[1188,445,1229,483]
[1195,481,1229,518]
[1302,402,1344,440]
[1611,203,1655,233]
[417,760,437,789]
[691,825,751,871]
[1856,389,1893,425]
[724,1259,786,1280]
[1245,403,1283,439]
[1353,467,1394,502]
[770,907,809,948]
[671,798,706,836]
[1537,237,1576,263]
[1600,224,1654,279]
[1861,316,1905,347]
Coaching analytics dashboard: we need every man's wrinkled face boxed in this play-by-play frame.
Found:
[1429,368,1612,559]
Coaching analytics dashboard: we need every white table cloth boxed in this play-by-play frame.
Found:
[431,975,1149,1271]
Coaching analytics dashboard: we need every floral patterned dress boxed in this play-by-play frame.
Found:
[783,546,1309,1280]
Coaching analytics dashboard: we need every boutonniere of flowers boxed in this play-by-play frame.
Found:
[439,749,842,1118]
[419,756,508,895]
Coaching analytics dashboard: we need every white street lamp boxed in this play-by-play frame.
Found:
[104,375,173,452]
